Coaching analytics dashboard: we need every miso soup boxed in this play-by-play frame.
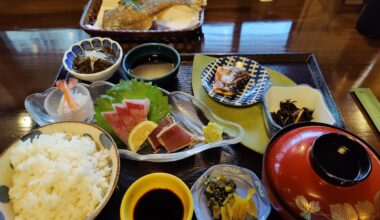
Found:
[131,54,174,79]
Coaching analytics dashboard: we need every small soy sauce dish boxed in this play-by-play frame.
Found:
[120,173,193,220]
[122,43,181,88]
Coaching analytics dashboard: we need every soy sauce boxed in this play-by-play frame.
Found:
[133,189,184,220]
[131,54,174,79]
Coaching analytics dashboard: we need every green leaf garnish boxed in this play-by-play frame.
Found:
[120,0,142,12]
[94,80,171,144]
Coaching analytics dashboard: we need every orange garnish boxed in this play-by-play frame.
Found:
[55,78,79,112]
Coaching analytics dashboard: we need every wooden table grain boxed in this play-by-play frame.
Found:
[0,0,379,219]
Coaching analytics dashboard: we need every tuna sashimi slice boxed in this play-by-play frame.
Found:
[102,111,129,145]
[124,99,150,124]
[148,115,173,151]
[157,123,194,152]
[113,103,137,133]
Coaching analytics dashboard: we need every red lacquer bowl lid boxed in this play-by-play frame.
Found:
[263,122,380,220]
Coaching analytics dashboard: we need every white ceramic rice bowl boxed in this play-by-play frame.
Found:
[0,122,120,220]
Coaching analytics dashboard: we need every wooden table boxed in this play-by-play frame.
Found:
[0,0,379,219]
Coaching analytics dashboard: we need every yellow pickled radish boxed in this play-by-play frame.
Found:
[246,188,258,218]
[221,207,229,220]
[128,121,158,152]
[247,199,258,219]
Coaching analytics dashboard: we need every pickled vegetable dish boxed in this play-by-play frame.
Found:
[204,175,258,220]
[204,175,236,219]
[73,47,116,73]
[270,99,314,127]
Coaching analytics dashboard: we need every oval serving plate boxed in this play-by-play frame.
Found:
[118,88,245,162]
[89,81,244,162]
[202,56,270,106]
[0,121,120,220]
[191,164,271,220]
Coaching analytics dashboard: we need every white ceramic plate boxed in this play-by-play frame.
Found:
[191,164,271,220]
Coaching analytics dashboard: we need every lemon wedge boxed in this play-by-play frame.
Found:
[128,121,158,152]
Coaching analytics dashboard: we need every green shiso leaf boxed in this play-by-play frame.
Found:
[120,0,141,12]
[94,79,171,143]
[94,95,116,139]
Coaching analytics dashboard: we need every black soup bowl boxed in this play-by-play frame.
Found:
[122,43,180,88]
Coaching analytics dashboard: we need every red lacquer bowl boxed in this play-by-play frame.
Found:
[262,122,380,220]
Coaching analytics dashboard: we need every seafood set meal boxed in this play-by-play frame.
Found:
[2,36,369,220]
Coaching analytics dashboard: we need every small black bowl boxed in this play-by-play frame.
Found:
[122,43,180,88]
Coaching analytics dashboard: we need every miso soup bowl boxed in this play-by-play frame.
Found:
[120,173,193,220]
[122,43,180,88]
[262,122,380,219]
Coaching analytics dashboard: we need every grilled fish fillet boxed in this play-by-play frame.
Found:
[102,0,203,30]
[212,66,251,96]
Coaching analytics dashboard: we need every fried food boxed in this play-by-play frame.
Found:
[102,0,203,30]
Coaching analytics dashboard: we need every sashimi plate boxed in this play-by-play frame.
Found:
[27,80,244,162]
[96,81,244,162]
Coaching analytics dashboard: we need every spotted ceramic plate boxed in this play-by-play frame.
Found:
[0,122,120,220]
[202,56,270,106]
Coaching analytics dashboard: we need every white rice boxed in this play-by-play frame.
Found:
[9,132,111,220]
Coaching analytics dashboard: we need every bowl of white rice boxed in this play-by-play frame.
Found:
[0,121,120,220]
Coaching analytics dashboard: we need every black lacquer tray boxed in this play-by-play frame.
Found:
[54,52,344,219]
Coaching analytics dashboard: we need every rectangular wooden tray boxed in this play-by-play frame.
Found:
[55,52,344,219]
[80,0,205,41]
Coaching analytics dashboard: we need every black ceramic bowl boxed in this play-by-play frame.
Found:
[122,43,180,88]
